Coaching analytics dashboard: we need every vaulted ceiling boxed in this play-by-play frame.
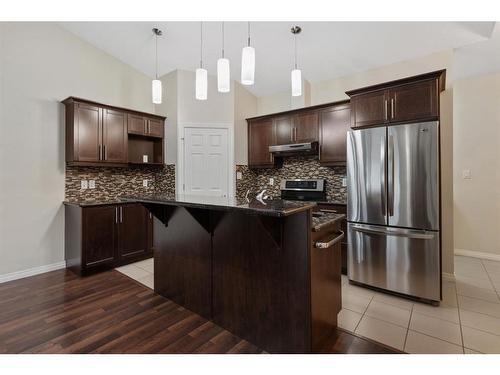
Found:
[59,22,496,97]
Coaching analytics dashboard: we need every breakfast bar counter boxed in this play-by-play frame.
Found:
[122,195,342,353]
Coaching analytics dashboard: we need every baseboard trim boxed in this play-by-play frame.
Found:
[0,261,67,284]
[455,248,500,262]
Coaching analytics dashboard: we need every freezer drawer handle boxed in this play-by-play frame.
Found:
[351,225,434,240]
[315,231,344,249]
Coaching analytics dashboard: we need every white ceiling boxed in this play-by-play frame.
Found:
[59,22,496,97]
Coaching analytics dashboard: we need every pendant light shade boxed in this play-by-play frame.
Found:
[152,79,162,104]
[196,68,208,100]
[290,26,302,97]
[152,28,163,104]
[241,46,255,85]
[291,69,302,97]
[217,58,230,93]
[241,22,255,85]
[196,22,207,100]
[217,22,230,93]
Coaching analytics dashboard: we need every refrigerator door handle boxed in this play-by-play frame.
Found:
[388,134,395,216]
[380,135,386,217]
[351,224,435,240]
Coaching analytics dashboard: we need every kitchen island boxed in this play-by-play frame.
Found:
[122,195,344,353]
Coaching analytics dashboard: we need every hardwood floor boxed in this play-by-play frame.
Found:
[0,269,399,354]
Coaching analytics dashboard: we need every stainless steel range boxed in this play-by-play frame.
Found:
[280,179,326,201]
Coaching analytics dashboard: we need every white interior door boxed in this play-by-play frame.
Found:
[184,127,229,197]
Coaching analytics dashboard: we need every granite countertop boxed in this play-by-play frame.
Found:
[63,199,124,207]
[120,194,316,218]
[311,212,345,232]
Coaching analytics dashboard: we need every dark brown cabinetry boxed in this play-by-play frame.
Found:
[64,97,165,167]
[294,111,319,142]
[319,102,350,166]
[315,203,348,275]
[83,205,117,268]
[248,118,275,168]
[247,100,350,168]
[65,202,153,275]
[347,70,445,128]
[274,116,293,145]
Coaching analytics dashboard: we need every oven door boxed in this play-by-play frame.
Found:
[347,223,440,302]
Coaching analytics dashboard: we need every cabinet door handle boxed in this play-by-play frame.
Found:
[144,120,147,134]
[149,212,152,219]
[103,145,106,161]
[98,145,102,160]
[120,206,123,223]
[384,99,388,120]
[391,98,395,119]
[115,207,118,224]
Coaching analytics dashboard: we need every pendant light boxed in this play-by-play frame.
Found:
[152,28,163,104]
[217,22,230,93]
[241,22,255,85]
[291,25,302,97]
[195,22,208,100]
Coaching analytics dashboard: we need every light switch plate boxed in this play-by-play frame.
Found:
[88,180,96,189]
[81,180,88,190]
[143,155,148,163]
[342,177,347,187]
[269,178,274,186]
[236,171,242,180]
[143,179,148,187]
[462,169,472,179]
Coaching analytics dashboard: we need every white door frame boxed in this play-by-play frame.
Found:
[177,122,235,198]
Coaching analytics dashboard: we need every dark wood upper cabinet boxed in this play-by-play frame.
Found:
[64,97,165,167]
[349,89,388,128]
[127,113,147,135]
[72,103,102,163]
[319,103,350,166]
[390,79,439,123]
[147,118,164,138]
[293,111,319,143]
[102,108,127,163]
[248,118,275,168]
[82,205,117,268]
[118,204,149,261]
[346,70,445,128]
[274,116,293,145]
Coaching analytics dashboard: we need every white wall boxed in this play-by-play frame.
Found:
[453,73,500,256]
[0,23,153,278]
[234,82,258,165]
[155,70,178,164]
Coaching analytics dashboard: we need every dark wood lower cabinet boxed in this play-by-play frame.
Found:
[316,203,348,275]
[64,202,153,275]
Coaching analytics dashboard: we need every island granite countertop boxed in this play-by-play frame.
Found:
[120,194,316,218]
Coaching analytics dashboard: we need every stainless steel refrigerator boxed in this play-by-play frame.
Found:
[347,121,440,303]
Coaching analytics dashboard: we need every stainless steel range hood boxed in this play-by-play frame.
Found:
[269,141,319,156]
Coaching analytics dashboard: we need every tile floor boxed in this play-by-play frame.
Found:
[117,255,500,354]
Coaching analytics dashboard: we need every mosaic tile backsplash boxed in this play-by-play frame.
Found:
[236,156,347,203]
[65,165,176,202]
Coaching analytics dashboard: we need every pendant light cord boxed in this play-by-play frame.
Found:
[247,21,251,47]
[294,32,298,70]
[200,21,203,68]
[155,31,158,79]
[222,22,225,58]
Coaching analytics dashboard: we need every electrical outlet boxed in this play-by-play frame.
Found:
[342,177,347,187]
[269,178,274,186]
[143,179,148,187]
[236,171,242,180]
[81,180,88,190]
[88,180,96,189]
[462,169,472,179]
